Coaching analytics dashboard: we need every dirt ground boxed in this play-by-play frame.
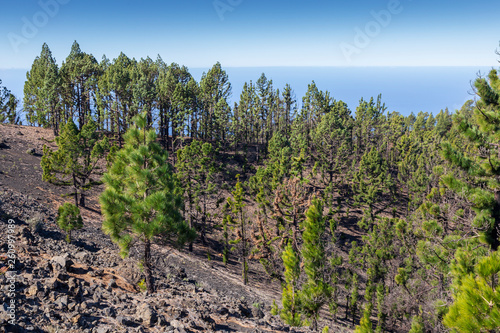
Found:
[0,123,358,332]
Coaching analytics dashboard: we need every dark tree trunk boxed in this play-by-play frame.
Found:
[144,239,154,294]
[79,192,85,208]
[73,175,78,207]
[492,190,500,250]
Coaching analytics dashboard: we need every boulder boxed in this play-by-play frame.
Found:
[51,256,72,272]
[136,303,157,327]
[75,251,88,262]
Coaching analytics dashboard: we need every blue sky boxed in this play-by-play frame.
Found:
[0,0,499,69]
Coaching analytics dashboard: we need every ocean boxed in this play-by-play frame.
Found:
[0,66,495,122]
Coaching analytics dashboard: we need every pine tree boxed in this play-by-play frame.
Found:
[96,51,134,141]
[60,41,100,129]
[353,95,386,159]
[23,43,61,131]
[408,313,425,333]
[312,100,353,187]
[300,198,330,331]
[226,175,250,284]
[56,202,83,244]
[441,68,500,250]
[444,250,500,332]
[42,119,108,207]
[0,80,19,124]
[278,242,303,327]
[355,304,374,333]
[352,147,394,229]
[199,62,231,142]
[157,62,194,150]
[132,57,158,127]
[100,112,195,294]
[176,140,218,251]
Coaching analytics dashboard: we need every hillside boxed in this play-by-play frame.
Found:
[2,52,500,333]
[0,124,355,333]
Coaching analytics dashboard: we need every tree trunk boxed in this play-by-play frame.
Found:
[144,239,154,294]
[79,192,86,208]
[492,190,500,250]
[73,175,78,207]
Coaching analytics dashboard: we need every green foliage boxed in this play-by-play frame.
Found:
[60,41,100,130]
[355,304,373,333]
[21,40,500,333]
[0,79,19,124]
[353,147,394,229]
[226,175,250,284]
[42,118,108,207]
[300,198,330,330]
[312,100,353,187]
[176,140,218,249]
[137,279,147,292]
[23,43,60,130]
[444,250,500,332]
[441,69,500,250]
[199,62,231,142]
[278,242,303,327]
[100,112,195,293]
[408,314,425,333]
[56,202,83,244]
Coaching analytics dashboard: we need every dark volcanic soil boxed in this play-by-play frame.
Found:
[0,124,355,333]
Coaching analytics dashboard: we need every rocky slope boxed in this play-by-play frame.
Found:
[0,187,294,333]
[0,124,352,333]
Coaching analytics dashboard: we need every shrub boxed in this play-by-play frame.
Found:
[56,202,83,243]
[27,212,43,233]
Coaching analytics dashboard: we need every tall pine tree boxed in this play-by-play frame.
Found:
[100,112,195,293]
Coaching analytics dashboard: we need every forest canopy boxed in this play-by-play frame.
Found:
[5,40,500,332]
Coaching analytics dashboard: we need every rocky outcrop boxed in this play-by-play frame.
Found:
[0,188,312,333]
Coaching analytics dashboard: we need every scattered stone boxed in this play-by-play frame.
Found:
[51,256,71,272]
[75,251,88,262]
[136,303,157,327]
[252,305,265,319]
[26,148,36,155]
[68,277,77,289]
[107,278,117,290]
[70,314,82,325]
[55,295,68,309]
[95,326,110,333]
[103,306,115,318]
[170,319,184,329]
[47,276,60,290]
[116,315,135,327]
[26,281,42,297]
[239,304,253,318]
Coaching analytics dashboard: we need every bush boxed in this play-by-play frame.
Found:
[56,202,83,243]
[27,212,43,233]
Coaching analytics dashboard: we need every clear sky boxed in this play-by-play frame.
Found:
[0,0,499,69]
